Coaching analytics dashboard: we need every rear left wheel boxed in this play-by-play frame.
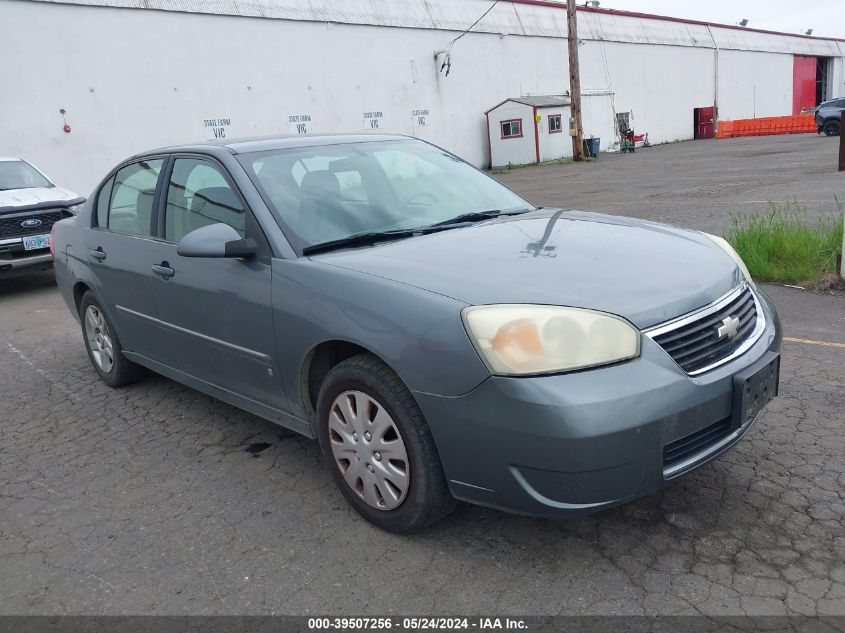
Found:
[80,291,145,387]
[316,354,456,532]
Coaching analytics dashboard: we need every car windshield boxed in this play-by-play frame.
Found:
[238,140,533,251]
[0,160,53,191]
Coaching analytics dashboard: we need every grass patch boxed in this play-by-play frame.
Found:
[726,200,843,284]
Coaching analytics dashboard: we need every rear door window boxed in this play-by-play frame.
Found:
[95,176,114,228]
[106,160,163,237]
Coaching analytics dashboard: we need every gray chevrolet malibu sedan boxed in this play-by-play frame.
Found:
[52,134,781,532]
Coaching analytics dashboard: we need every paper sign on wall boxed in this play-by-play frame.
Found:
[203,118,232,140]
[288,114,313,135]
[411,109,431,127]
[363,111,384,130]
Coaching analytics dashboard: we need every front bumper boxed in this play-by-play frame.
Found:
[414,287,782,517]
[0,250,53,278]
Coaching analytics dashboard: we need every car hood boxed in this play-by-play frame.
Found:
[314,209,743,329]
[0,186,82,212]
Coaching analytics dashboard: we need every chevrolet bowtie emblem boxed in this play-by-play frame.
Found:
[717,315,740,340]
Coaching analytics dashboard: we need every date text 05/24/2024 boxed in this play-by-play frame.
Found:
[307,618,528,630]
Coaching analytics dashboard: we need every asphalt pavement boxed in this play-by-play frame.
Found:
[1,134,843,616]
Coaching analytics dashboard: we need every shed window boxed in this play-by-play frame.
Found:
[548,114,562,134]
[500,119,522,139]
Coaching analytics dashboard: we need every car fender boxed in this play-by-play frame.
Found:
[271,257,491,419]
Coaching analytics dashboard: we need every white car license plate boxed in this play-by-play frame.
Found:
[23,233,51,251]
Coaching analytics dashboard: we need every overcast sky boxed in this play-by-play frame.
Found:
[593,0,845,39]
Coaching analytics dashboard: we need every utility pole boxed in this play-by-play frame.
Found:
[839,111,845,173]
[839,112,844,279]
[567,0,585,161]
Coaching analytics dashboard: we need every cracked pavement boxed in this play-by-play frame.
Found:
[1,136,844,616]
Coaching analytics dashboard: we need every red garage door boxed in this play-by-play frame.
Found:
[793,56,816,115]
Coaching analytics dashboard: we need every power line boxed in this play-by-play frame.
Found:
[440,0,503,76]
[448,0,502,47]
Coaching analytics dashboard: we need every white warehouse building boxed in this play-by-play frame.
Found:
[3,0,844,194]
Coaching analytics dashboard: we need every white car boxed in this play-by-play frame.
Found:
[0,157,83,278]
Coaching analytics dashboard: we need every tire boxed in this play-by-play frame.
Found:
[823,120,840,136]
[316,354,456,533]
[79,291,145,387]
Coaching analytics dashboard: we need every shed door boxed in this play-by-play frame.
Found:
[694,107,715,139]
[793,56,817,114]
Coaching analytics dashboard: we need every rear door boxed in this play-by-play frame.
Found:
[146,155,282,407]
[84,158,169,359]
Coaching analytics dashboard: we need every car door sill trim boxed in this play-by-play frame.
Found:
[123,350,313,438]
[115,304,271,364]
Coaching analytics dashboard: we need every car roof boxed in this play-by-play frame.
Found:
[136,133,414,158]
[0,157,25,162]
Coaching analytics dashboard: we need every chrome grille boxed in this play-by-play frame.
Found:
[646,284,763,375]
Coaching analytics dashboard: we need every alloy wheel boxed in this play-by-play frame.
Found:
[84,305,114,373]
[328,390,410,511]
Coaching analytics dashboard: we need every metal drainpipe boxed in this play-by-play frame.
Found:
[706,24,719,132]
[837,40,845,100]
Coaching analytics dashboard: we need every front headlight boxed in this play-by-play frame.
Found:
[462,305,640,376]
[702,233,753,285]
[67,204,81,215]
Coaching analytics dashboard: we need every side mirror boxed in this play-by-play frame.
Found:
[176,223,257,259]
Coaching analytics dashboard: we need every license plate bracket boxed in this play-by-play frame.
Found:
[731,351,780,428]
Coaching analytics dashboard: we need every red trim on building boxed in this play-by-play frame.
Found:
[508,0,845,44]
[533,106,540,163]
[500,118,524,139]
[548,113,562,134]
[485,98,515,115]
[485,96,570,115]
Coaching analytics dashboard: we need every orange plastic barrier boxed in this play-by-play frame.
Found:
[716,114,816,139]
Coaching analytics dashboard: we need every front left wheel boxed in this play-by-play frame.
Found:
[79,291,145,387]
[316,354,456,533]
[823,119,840,136]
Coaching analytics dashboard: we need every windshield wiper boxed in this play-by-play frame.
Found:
[302,228,436,256]
[302,209,534,256]
[428,208,532,227]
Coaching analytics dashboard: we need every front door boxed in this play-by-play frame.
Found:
[84,158,167,357]
[148,156,282,408]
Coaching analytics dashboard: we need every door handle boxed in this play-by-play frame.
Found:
[88,247,106,261]
[151,262,175,279]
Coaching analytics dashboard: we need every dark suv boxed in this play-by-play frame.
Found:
[814,98,844,136]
